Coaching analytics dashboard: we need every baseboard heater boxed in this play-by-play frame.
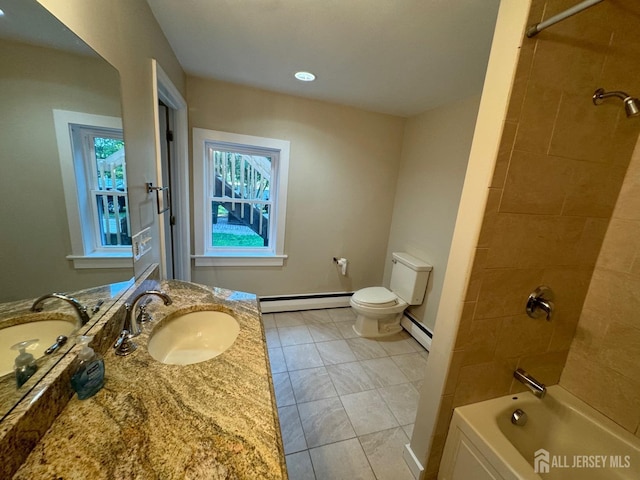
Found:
[259,292,353,313]
[401,311,433,352]
[259,291,433,352]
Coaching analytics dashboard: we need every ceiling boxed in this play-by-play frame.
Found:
[145,0,501,117]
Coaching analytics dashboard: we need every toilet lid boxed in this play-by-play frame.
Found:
[352,287,398,307]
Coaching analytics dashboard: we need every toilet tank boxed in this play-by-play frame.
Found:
[389,252,433,305]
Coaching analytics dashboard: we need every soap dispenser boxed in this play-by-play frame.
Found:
[11,339,39,388]
[70,335,104,400]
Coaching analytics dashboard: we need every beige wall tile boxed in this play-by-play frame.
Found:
[494,313,554,359]
[561,350,640,433]
[597,322,640,384]
[452,359,516,407]
[500,150,573,214]
[486,214,586,268]
[582,268,640,328]
[475,267,544,319]
[549,92,619,163]
[514,83,561,154]
[598,218,640,272]
[491,121,517,188]
[460,317,500,366]
[515,350,569,388]
[562,163,627,217]
[615,156,640,221]
[575,218,609,267]
[464,248,488,302]
[477,189,502,248]
[454,302,477,349]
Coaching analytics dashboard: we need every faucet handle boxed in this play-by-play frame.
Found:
[526,286,554,321]
[114,330,137,356]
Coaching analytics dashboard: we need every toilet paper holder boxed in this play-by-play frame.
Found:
[333,257,348,276]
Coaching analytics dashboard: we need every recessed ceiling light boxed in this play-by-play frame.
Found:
[294,71,316,82]
[0,9,5,16]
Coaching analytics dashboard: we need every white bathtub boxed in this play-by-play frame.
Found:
[439,385,640,480]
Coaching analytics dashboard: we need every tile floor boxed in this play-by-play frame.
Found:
[264,308,428,480]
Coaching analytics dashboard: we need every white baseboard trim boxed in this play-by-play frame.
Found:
[401,316,432,352]
[403,443,425,479]
[259,292,352,313]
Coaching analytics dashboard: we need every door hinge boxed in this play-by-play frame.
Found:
[166,130,174,142]
[170,215,176,226]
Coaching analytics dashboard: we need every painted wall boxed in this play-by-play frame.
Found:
[383,94,481,332]
[187,77,406,296]
[38,0,185,278]
[418,0,640,477]
[0,39,131,301]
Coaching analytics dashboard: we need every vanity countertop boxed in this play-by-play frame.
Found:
[12,280,287,480]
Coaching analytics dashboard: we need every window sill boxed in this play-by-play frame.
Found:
[192,254,288,267]
[67,253,133,269]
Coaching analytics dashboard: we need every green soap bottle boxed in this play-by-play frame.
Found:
[70,336,105,400]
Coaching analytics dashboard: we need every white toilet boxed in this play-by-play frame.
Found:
[351,252,432,337]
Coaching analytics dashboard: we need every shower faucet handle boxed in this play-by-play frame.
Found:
[526,286,554,321]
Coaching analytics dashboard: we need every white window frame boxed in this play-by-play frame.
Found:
[192,128,289,267]
[53,109,132,269]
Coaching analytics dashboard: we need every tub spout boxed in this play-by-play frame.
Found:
[514,368,546,398]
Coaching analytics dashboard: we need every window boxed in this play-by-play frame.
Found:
[54,110,132,268]
[193,128,290,266]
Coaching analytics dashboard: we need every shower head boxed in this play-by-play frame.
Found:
[592,88,640,118]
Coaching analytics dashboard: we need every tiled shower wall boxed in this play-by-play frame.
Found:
[425,0,640,476]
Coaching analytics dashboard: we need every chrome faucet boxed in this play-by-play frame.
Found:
[114,290,172,357]
[123,290,172,337]
[514,368,546,398]
[31,293,91,326]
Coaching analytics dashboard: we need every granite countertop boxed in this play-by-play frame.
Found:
[12,280,287,480]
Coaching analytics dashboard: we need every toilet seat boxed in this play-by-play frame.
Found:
[351,287,399,308]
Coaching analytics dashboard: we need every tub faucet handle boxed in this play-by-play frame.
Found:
[526,286,554,321]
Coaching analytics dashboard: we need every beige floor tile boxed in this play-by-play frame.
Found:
[279,405,307,454]
[302,309,334,324]
[307,323,342,342]
[328,307,356,322]
[268,347,287,374]
[346,337,388,360]
[309,438,375,480]
[359,357,410,387]
[272,372,295,407]
[359,427,414,480]
[377,335,420,356]
[402,423,414,438]
[275,311,307,328]
[315,340,357,365]
[325,361,376,395]
[278,325,313,346]
[391,352,428,382]
[283,344,324,371]
[335,321,358,339]
[297,397,356,448]
[340,389,399,435]
[286,451,316,480]
[378,383,419,425]
[265,328,281,348]
[262,313,276,329]
[289,367,338,403]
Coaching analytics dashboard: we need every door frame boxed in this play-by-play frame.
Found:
[152,59,190,281]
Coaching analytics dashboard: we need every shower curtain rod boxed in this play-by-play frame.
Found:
[526,0,604,37]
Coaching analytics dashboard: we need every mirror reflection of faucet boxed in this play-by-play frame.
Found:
[30,293,91,326]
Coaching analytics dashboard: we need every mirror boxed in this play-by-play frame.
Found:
[0,0,133,417]
[0,0,133,304]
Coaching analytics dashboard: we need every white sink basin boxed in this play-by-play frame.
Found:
[148,310,240,365]
[0,315,78,376]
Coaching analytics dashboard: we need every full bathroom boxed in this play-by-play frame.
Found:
[1,0,640,479]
